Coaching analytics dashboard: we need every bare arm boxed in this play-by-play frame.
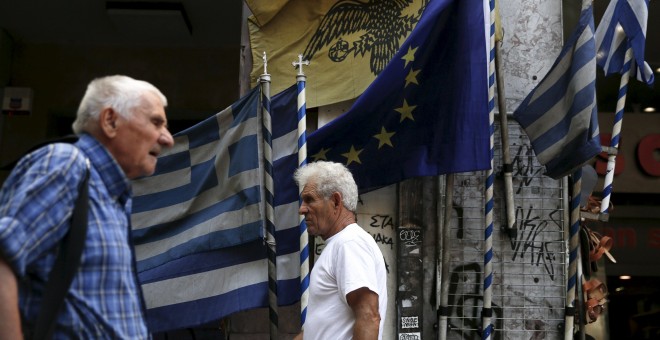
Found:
[347,287,380,340]
[293,331,303,340]
[0,256,22,339]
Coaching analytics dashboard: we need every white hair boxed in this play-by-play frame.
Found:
[293,161,358,212]
[72,75,167,134]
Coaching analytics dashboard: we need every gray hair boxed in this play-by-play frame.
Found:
[72,75,167,134]
[293,161,358,212]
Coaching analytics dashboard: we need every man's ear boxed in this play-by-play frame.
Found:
[332,192,343,209]
[99,108,118,138]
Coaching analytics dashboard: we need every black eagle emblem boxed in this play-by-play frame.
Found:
[302,0,428,76]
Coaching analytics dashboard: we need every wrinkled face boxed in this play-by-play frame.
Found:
[299,181,336,240]
[112,92,174,179]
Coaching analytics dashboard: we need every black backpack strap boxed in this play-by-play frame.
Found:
[32,159,90,340]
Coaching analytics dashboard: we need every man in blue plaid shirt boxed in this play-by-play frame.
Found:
[0,75,174,338]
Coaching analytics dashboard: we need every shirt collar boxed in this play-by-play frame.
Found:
[75,134,132,204]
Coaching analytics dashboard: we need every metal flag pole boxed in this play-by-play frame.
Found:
[259,52,279,340]
[438,173,454,340]
[493,0,516,238]
[565,169,582,339]
[599,47,634,216]
[292,54,310,329]
[481,0,497,338]
[576,240,586,340]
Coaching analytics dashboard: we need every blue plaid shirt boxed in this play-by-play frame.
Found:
[0,134,149,339]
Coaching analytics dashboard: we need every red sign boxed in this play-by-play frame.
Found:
[594,114,660,193]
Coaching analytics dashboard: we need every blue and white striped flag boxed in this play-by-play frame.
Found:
[131,85,301,332]
[595,0,654,85]
[513,3,601,180]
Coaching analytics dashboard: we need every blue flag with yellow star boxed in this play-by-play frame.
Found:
[306,0,490,191]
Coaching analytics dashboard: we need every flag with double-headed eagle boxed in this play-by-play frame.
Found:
[302,0,490,191]
[246,0,429,108]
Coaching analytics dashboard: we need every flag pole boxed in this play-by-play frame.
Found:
[259,52,279,340]
[481,0,497,338]
[565,169,582,339]
[599,47,634,216]
[438,173,454,340]
[576,237,586,340]
[493,0,517,238]
[292,54,310,330]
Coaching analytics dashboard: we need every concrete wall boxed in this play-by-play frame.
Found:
[0,29,11,86]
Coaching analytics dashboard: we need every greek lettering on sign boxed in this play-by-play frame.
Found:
[401,316,419,329]
[399,332,421,340]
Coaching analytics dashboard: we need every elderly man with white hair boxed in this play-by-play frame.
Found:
[293,161,388,340]
[0,75,174,339]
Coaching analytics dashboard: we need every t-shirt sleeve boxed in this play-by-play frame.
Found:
[336,239,381,303]
[0,144,86,277]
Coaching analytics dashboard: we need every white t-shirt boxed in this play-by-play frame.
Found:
[304,223,388,339]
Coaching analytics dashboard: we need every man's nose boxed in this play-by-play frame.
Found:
[159,128,174,147]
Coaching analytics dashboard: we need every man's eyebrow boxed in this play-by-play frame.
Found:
[152,116,167,125]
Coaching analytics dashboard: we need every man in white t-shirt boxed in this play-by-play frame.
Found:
[293,161,387,340]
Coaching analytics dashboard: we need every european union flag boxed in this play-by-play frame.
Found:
[595,0,654,85]
[513,3,601,179]
[305,0,490,191]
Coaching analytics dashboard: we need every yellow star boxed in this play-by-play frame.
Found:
[312,147,330,161]
[373,126,395,149]
[395,99,416,122]
[401,45,418,68]
[341,146,363,166]
[405,68,420,87]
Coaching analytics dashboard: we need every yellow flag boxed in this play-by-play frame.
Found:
[248,0,427,108]
[244,0,290,26]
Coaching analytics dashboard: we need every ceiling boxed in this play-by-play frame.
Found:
[0,0,243,47]
[0,1,656,54]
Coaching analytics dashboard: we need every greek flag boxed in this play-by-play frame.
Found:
[131,85,301,332]
[595,0,654,85]
[513,4,601,180]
